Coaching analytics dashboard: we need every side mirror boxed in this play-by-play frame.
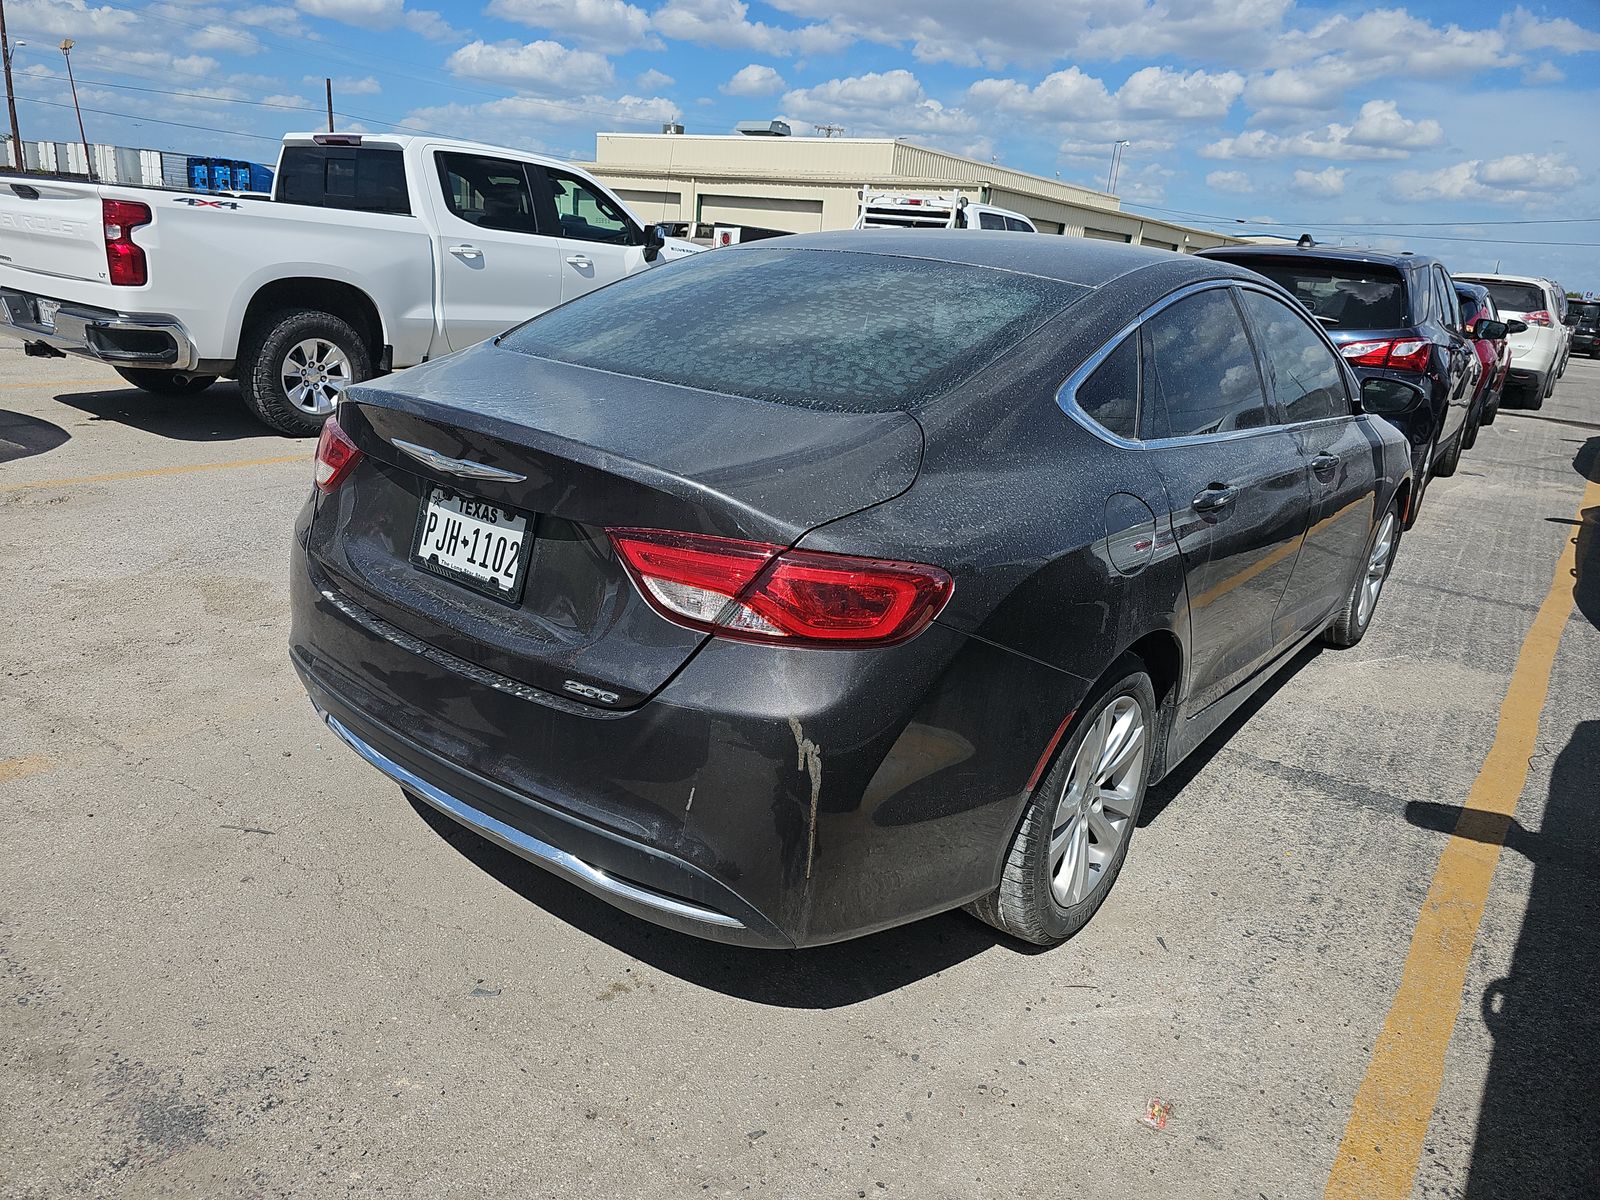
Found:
[642,222,667,263]
[1361,377,1426,415]
[1504,318,1528,335]
[1475,319,1507,341]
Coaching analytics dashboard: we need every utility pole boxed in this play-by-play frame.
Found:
[1106,139,1130,194]
[0,0,25,173]
[59,39,93,181]
[325,77,334,132]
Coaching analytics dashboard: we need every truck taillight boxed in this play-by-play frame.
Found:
[103,199,151,287]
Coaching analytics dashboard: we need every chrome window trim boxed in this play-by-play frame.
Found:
[1057,278,1358,449]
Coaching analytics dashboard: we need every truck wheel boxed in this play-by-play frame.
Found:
[113,367,218,396]
[239,308,370,437]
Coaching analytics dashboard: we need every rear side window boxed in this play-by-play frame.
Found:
[435,153,541,234]
[1004,217,1033,233]
[1476,281,1546,313]
[1230,260,1406,329]
[1141,288,1270,439]
[978,212,1006,230]
[276,146,410,215]
[1238,289,1348,423]
[1433,267,1460,326]
[1074,335,1138,439]
[501,247,1088,412]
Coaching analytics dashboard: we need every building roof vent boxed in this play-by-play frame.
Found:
[662,122,684,135]
[736,120,792,137]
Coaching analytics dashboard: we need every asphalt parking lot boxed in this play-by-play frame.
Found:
[2,346,1597,1199]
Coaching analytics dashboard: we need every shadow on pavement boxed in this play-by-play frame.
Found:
[407,795,1023,1008]
[1404,721,1600,1197]
[1574,437,1598,631]
[51,381,281,442]
[0,409,70,464]
[1139,643,1323,827]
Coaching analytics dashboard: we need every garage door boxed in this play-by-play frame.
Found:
[616,189,682,221]
[699,195,825,233]
[1083,228,1131,243]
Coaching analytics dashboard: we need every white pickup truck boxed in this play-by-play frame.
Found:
[0,132,699,434]
[855,190,1037,233]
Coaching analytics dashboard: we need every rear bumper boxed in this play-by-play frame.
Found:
[0,286,198,369]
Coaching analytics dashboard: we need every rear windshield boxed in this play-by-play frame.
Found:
[500,248,1088,412]
[1231,261,1406,328]
[1475,281,1545,314]
[276,146,410,215]
[1571,302,1599,325]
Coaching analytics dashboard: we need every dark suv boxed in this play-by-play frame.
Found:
[1569,300,1600,358]
[1199,244,1480,524]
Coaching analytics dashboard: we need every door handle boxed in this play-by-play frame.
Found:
[1191,484,1239,513]
[565,254,592,266]
[448,244,482,260]
[1312,453,1340,477]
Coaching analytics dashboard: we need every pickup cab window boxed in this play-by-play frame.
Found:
[542,169,637,245]
[277,146,410,215]
[435,153,542,234]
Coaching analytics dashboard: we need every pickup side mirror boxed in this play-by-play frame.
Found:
[1504,318,1528,335]
[1361,377,1427,415]
[1475,319,1507,341]
[642,222,667,263]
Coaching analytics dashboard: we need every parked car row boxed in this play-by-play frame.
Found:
[291,233,1422,949]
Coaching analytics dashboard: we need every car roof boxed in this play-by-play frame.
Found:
[743,230,1263,289]
[1453,272,1549,288]
[1454,280,1490,299]
[1198,243,1438,271]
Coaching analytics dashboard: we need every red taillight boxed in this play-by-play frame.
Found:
[1339,337,1431,372]
[1522,310,1553,327]
[102,199,151,287]
[314,415,362,493]
[608,528,954,648]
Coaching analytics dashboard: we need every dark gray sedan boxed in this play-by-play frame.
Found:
[290,233,1411,949]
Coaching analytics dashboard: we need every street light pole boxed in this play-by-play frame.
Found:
[59,38,94,181]
[1105,139,1130,194]
[0,0,26,173]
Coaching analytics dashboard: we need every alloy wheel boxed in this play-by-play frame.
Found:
[281,338,352,416]
[1049,696,1146,908]
[1358,512,1398,627]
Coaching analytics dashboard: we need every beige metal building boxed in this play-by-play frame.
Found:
[581,132,1242,252]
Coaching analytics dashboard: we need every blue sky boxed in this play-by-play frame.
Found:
[4,0,1598,289]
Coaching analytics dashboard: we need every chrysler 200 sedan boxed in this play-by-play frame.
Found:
[289,233,1411,949]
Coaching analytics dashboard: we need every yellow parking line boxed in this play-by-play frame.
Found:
[0,755,52,784]
[0,377,120,392]
[1325,475,1600,1199]
[4,454,306,493]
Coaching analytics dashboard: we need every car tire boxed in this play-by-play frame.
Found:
[1462,410,1481,450]
[1323,501,1401,649]
[1434,426,1463,477]
[238,308,370,437]
[1525,372,1548,411]
[1482,390,1499,425]
[113,367,218,396]
[966,656,1155,947]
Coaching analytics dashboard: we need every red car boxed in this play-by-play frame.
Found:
[1456,281,1511,443]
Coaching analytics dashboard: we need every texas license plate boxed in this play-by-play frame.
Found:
[411,486,532,602]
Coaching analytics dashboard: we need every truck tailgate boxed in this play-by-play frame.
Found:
[0,179,109,285]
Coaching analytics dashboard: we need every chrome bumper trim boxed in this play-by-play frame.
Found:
[0,287,199,369]
[323,712,745,931]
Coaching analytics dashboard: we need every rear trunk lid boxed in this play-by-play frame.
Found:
[312,341,924,708]
[0,179,110,285]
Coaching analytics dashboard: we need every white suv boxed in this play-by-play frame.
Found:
[1455,273,1565,409]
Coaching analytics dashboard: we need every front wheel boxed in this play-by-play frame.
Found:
[967,658,1155,946]
[238,308,370,437]
[113,367,218,396]
[1323,502,1401,648]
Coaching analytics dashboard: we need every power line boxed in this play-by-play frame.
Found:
[1124,198,1600,231]
[12,93,283,143]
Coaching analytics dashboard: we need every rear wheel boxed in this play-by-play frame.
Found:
[1323,502,1400,648]
[113,367,217,396]
[1462,408,1481,450]
[238,308,370,437]
[1434,424,1464,478]
[967,658,1155,946]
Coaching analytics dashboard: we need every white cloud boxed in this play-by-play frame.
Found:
[721,64,786,97]
[1503,6,1600,53]
[401,92,681,156]
[1522,61,1564,85]
[488,0,657,51]
[1118,66,1244,120]
[653,0,846,56]
[446,39,616,93]
[1203,101,1441,162]
[294,0,454,39]
[1290,166,1346,197]
[1206,169,1254,194]
[1391,153,1581,205]
[636,68,675,90]
[307,75,383,95]
[779,70,984,151]
[189,25,264,53]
